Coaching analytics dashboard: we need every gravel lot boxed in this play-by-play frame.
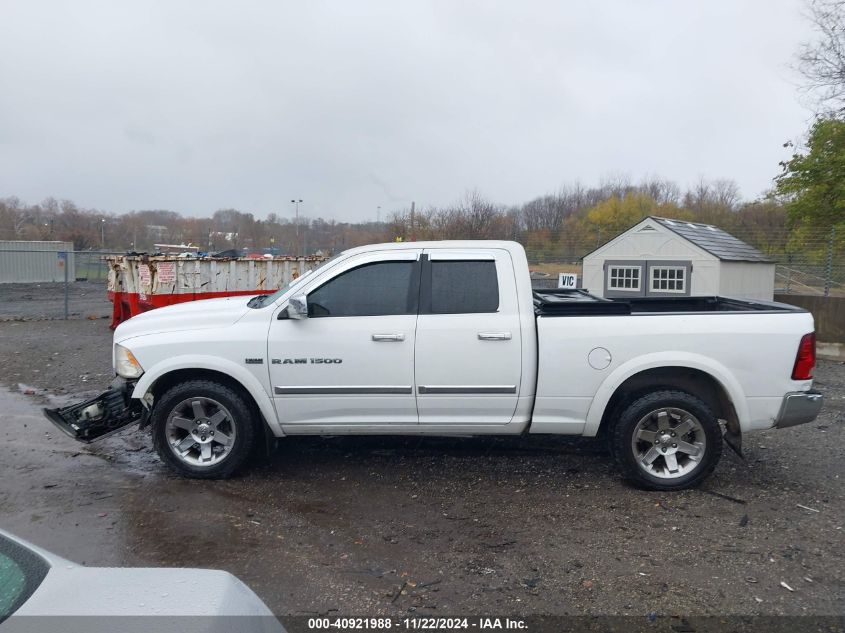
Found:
[0,281,112,321]
[0,318,842,619]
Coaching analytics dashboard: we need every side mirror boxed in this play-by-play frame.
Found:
[287,294,309,320]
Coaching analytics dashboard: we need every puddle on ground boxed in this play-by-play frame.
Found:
[16,382,88,408]
[0,383,158,475]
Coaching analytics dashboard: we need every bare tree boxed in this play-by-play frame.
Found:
[639,177,681,206]
[711,179,741,210]
[798,0,845,114]
[519,183,593,233]
[460,191,501,238]
[0,196,30,238]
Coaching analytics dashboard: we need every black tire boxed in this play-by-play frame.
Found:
[151,379,258,479]
[611,389,722,491]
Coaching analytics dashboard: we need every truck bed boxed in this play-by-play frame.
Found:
[533,289,804,316]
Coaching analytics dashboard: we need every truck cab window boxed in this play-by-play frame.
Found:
[430,260,499,313]
[307,261,418,317]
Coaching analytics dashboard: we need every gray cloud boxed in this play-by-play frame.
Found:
[0,0,813,221]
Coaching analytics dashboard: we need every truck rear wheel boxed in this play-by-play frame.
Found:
[151,379,257,479]
[611,389,722,491]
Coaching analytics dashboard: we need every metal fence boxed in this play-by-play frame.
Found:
[0,250,324,322]
[72,250,115,282]
[523,261,845,296]
[0,250,120,321]
[515,226,845,297]
[0,237,843,323]
[774,261,845,296]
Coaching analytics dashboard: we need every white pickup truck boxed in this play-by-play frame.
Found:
[44,241,823,491]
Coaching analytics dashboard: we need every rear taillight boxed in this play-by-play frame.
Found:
[792,332,816,380]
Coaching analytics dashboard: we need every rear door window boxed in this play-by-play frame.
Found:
[428,260,499,313]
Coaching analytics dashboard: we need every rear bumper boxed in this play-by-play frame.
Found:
[775,390,824,429]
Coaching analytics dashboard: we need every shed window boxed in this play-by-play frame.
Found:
[608,266,641,291]
[650,266,686,293]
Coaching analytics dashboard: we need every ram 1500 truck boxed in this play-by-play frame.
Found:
[44,241,824,491]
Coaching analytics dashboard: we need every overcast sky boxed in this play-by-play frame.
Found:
[0,1,815,222]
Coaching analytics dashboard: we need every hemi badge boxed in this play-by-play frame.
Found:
[245,358,264,365]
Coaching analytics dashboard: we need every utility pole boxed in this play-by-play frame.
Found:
[824,226,835,297]
[63,250,68,320]
[410,201,416,242]
[785,253,793,294]
[291,199,303,256]
[377,206,381,224]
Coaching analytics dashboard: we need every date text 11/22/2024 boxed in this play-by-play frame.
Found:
[307,617,527,630]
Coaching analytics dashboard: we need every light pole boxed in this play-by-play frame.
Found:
[101,218,105,249]
[291,199,303,255]
[377,206,381,224]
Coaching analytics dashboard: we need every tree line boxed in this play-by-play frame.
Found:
[0,168,840,265]
[0,176,794,259]
[385,178,817,263]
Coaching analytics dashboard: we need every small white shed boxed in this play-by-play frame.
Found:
[582,216,775,301]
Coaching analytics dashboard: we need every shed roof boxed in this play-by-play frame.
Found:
[649,217,773,262]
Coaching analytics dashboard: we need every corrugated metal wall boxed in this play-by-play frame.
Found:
[0,241,76,283]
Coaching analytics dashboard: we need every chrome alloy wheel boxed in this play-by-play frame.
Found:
[165,397,237,467]
[631,407,706,479]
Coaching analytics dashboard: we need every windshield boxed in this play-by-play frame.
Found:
[0,533,49,623]
[252,254,342,308]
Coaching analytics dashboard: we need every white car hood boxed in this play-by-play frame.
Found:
[114,296,255,342]
[14,566,275,618]
[1,529,282,632]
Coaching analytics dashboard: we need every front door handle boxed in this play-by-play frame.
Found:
[478,331,512,341]
[372,333,405,342]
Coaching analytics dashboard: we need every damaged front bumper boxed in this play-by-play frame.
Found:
[42,377,146,443]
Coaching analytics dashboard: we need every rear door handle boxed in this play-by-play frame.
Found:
[478,331,512,341]
[372,333,405,342]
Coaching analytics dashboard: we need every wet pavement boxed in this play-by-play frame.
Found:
[0,319,843,617]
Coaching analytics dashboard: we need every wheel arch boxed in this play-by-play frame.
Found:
[585,353,748,438]
[132,356,283,437]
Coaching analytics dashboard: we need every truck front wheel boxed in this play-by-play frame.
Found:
[611,389,723,491]
[151,379,257,479]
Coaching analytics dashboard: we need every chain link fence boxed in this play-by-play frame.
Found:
[0,228,843,322]
[513,226,845,297]
[0,250,117,321]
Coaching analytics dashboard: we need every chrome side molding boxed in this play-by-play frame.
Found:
[275,386,413,395]
[417,385,517,395]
